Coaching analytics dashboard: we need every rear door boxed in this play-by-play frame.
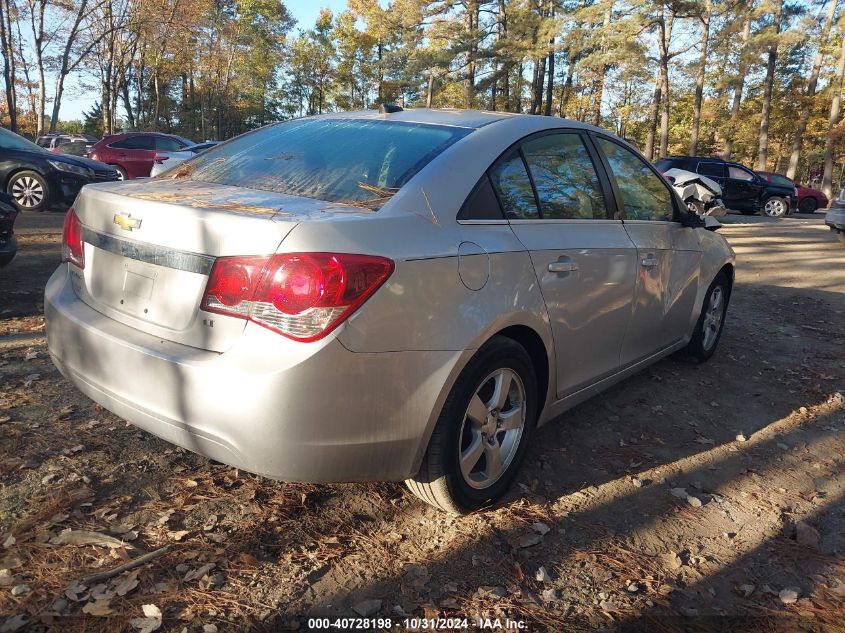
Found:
[696,160,727,195]
[491,131,638,397]
[593,135,702,366]
[111,135,156,178]
[724,163,762,211]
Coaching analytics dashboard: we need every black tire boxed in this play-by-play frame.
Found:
[798,198,817,214]
[111,165,128,181]
[406,336,538,514]
[685,273,730,362]
[763,196,788,218]
[837,231,845,245]
[7,170,50,212]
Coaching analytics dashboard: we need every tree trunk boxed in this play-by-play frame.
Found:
[464,0,479,108]
[0,0,17,131]
[498,0,509,111]
[822,24,845,198]
[426,71,434,107]
[544,48,554,116]
[723,11,752,160]
[756,0,783,171]
[644,71,662,161]
[530,56,545,114]
[657,9,674,159]
[787,0,838,179]
[690,0,712,155]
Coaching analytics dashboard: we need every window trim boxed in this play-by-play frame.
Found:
[588,132,681,223]
[462,128,618,224]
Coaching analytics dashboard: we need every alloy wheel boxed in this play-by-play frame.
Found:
[458,368,526,490]
[10,176,44,209]
[701,286,725,351]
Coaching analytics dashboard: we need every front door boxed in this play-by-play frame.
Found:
[593,136,702,367]
[489,131,638,397]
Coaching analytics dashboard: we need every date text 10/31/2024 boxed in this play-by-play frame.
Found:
[307,617,528,629]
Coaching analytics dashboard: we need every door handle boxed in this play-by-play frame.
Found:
[641,254,658,268]
[548,261,578,273]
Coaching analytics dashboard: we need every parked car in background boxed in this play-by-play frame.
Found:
[0,192,17,267]
[826,188,845,244]
[0,127,119,212]
[51,140,90,157]
[756,171,828,213]
[88,132,194,180]
[149,141,220,177]
[37,134,98,153]
[46,109,735,514]
[656,156,797,217]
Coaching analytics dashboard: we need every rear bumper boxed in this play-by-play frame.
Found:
[45,267,461,482]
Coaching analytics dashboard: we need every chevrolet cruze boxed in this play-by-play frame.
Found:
[45,109,735,513]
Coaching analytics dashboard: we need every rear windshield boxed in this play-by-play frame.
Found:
[174,118,471,208]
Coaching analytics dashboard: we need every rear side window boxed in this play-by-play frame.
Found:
[489,151,539,220]
[597,137,674,222]
[521,133,607,220]
[181,119,470,208]
[156,137,184,151]
[111,136,155,150]
[697,162,725,178]
[771,174,793,187]
[458,175,503,220]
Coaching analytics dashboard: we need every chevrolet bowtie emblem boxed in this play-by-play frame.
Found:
[113,213,142,231]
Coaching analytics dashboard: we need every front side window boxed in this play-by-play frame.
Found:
[178,119,470,209]
[488,151,539,220]
[521,133,607,220]
[728,165,755,181]
[596,137,674,222]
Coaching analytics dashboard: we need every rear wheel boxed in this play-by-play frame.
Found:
[685,273,730,362]
[763,196,788,218]
[837,231,845,245]
[7,170,49,212]
[798,198,817,213]
[406,337,537,514]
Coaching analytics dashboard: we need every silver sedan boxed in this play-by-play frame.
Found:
[45,109,735,513]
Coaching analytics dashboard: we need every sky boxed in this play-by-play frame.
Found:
[60,0,350,121]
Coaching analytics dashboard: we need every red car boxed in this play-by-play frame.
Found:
[757,171,828,213]
[88,132,194,180]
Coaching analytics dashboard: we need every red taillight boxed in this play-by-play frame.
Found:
[153,154,169,164]
[61,208,85,269]
[201,253,394,341]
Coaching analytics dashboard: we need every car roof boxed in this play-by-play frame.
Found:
[316,108,608,133]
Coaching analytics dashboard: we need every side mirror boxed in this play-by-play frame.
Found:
[704,216,722,231]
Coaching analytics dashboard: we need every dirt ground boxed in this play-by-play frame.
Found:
[1,209,844,633]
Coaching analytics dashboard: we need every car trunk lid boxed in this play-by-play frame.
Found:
[71,179,362,352]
